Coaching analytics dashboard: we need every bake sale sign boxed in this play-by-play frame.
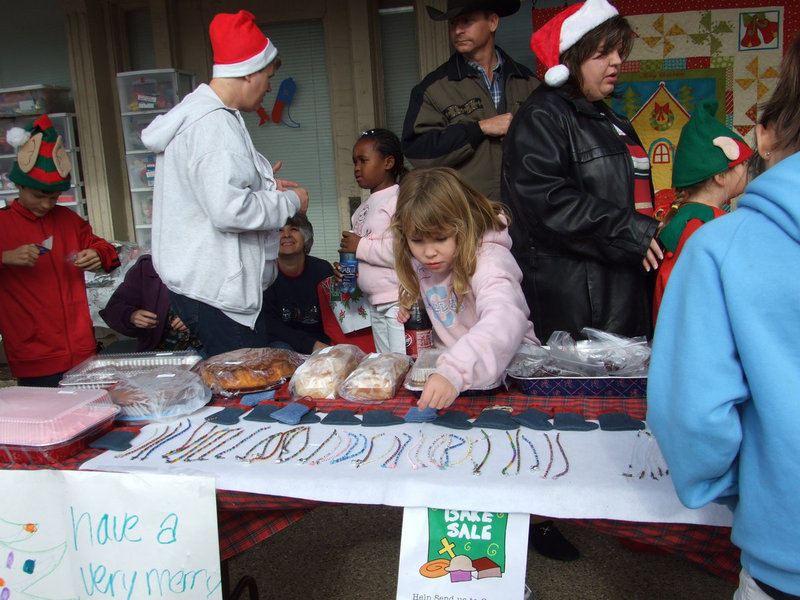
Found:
[396,508,529,600]
[0,470,221,599]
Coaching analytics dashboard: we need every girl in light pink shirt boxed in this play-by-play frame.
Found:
[339,128,406,353]
[392,167,539,410]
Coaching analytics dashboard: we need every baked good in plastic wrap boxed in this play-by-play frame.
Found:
[404,347,443,388]
[108,367,211,423]
[288,344,365,399]
[338,352,412,404]
[199,347,305,396]
[403,348,501,395]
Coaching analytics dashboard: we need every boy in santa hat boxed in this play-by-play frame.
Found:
[142,10,309,357]
[0,115,120,386]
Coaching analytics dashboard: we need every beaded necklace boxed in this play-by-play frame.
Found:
[117,420,191,461]
[551,432,570,480]
[181,427,238,462]
[299,428,339,464]
[216,426,270,459]
[236,434,273,462]
[501,431,518,476]
[542,432,555,478]
[163,421,213,462]
[194,428,244,461]
[308,430,345,466]
[408,431,428,470]
[520,434,540,471]
[276,426,311,463]
[329,432,369,465]
[382,432,412,469]
[164,423,226,463]
[354,433,387,468]
[472,429,491,476]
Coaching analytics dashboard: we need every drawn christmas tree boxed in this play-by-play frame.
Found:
[0,517,72,600]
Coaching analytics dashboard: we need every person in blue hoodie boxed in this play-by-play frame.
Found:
[141,10,309,357]
[647,36,800,600]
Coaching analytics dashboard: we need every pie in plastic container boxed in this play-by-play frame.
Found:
[0,387,119,464]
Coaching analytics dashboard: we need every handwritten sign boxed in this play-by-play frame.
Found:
[396,508,529,600]
[0,470,221,599]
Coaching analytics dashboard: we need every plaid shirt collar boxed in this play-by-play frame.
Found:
[466,50,504,109]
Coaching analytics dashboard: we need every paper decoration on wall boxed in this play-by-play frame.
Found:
[256,78,300,128]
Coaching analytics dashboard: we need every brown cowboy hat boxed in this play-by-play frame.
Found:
[426,0,521,21]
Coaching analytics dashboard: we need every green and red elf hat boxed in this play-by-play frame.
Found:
[6,114,72,192]
[672,99,754,188]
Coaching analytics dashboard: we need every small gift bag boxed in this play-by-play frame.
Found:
[321,276,371,334]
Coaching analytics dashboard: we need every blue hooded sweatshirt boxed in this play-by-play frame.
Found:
[648,150,800,595]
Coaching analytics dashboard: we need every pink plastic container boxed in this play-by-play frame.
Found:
[0,387,119,464]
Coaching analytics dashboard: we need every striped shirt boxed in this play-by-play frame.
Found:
[613,124,654,217]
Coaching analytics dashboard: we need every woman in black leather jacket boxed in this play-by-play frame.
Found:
[501,0,662,341]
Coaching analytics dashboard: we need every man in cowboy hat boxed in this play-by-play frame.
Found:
[141,10,309,357]
[401,0,539,201]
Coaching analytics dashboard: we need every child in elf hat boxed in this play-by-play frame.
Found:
[0,115,120,386]
[653,99,753,322]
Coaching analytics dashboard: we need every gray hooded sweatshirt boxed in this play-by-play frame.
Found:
[141,83,300,328]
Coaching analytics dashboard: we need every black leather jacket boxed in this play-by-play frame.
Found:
[501,85,658,341]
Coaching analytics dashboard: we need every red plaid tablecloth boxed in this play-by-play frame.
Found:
[1,384,740,579]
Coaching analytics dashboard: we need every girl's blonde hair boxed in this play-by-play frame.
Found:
[391,167,510,310]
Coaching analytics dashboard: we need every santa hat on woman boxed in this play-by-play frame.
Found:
[530,0,619,87]
[209,10,278,78]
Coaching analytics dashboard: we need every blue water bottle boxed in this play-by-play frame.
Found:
[339,251,358,294]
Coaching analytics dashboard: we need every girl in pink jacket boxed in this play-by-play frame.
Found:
[392,167,540,410]
[339,129,406,353]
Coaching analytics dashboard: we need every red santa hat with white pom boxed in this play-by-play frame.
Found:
[530,0,619,87]
[209,10,278,78]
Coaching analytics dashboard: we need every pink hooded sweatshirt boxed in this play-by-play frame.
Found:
[413,226,540,392]
[352,184,400,306]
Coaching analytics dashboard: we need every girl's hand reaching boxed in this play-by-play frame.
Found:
[417,373,458,411]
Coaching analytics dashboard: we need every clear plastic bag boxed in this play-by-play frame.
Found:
[506,330,650,378]
[577,327,650,376]
[338,352,412,404]
[108,367,211,423]
[288,344,366,399]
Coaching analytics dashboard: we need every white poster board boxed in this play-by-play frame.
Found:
[397,508,530,600]
[0,470,221,600]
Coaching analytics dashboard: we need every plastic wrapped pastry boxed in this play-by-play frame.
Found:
[198,347,305,396]
[289,344,365,399]
[338,352,412,404]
